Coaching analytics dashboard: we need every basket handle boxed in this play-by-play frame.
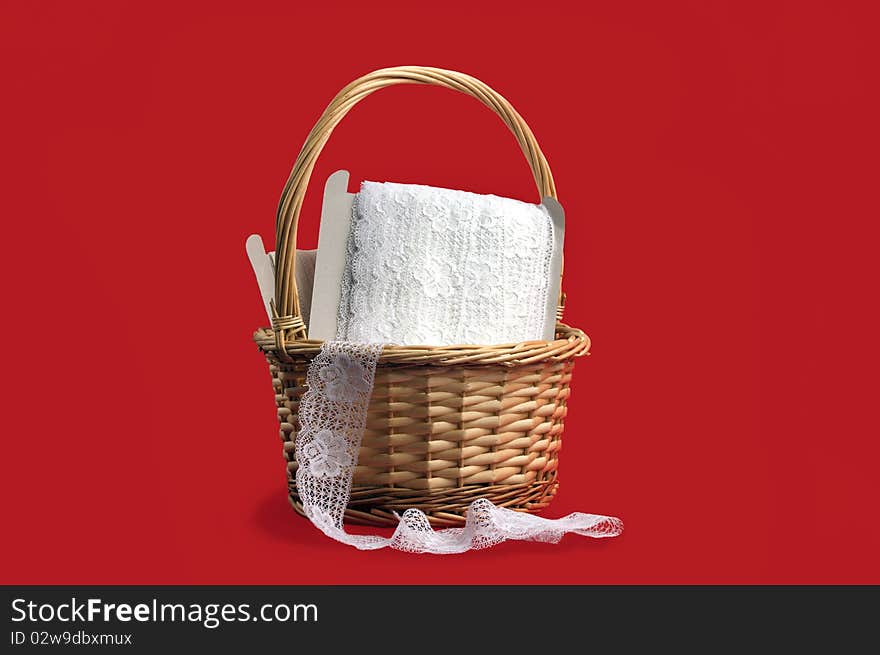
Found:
[273,65,558,346]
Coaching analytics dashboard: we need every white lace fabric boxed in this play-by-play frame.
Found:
[337,181,555,345]
[293,182,622,553]
[296,341,623,554]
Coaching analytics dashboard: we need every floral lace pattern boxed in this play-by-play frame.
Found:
[337,181,555,345]
[301,430,352,478]
[295,341,385,545]
[295,341,624,554]
[318,351,369,402]
[294,182,622,553]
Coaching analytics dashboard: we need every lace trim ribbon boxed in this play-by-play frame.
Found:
[295,341,623,554]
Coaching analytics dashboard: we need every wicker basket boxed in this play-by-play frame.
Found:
[254,66,590,527]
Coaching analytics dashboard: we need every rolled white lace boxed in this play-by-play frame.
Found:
[337,181,556,345]
[295,341,623,554]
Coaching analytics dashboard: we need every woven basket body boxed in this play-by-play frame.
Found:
[257,327,586,526]
[255,66,589,527]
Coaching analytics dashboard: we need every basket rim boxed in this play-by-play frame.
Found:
[254,322,589,366]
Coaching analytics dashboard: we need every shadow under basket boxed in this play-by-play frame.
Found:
[255,325,590,527]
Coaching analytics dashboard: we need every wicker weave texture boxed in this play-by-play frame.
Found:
[266,351,575,527]
[256,66,590,527]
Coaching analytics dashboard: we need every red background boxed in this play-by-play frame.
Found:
[2,1,878,584]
